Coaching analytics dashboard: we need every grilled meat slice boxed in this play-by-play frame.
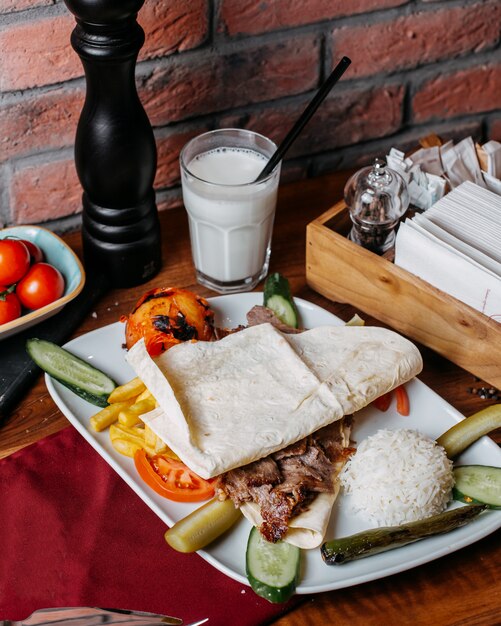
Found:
[220,457,281,507]
[219,418,349,542]
[273,437,308,460]
[252,485,301,543]
[214,304,302,340]
[246,305,303,334]
[278,445,334,494]
[316,415,353,459]
[213,324,246,340]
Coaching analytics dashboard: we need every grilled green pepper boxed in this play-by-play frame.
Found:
[321,504,487,564]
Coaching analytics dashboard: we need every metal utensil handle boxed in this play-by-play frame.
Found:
[5,607,183,626]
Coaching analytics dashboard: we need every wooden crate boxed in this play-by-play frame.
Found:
[306,201,501,389]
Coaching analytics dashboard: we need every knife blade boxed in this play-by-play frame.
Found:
[1,606,184,626]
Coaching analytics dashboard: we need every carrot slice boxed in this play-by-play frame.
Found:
[373,392,392,412]
[395,385,410,416]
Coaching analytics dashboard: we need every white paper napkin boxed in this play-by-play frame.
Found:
[394,181,501,322]
[395,222,501,318]
[411,213,501,277]
[483,140,501,177]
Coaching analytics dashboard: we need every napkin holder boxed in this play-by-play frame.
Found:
[306,201,501,389]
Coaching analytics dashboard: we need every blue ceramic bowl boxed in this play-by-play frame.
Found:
[0,225,85,340]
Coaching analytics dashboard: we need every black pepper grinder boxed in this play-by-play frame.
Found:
[63,0,161,287]
[344,159,409,255]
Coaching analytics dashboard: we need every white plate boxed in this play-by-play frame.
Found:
[46,293,501,594]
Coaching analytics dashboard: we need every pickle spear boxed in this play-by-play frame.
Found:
[321,504,486,564]
[437,404,501,459]
[164,497,241,553]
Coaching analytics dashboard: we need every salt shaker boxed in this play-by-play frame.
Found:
[344,158,409,254]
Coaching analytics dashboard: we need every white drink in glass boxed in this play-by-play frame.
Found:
[180,129,281,294]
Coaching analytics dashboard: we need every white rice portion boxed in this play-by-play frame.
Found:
[340,428,454,526]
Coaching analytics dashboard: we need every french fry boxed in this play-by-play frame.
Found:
[118,410,142,428]
[144,424,171,454]
[119,396,157,425]
[111,438,143,458]
[90,399,134,432]
[153,434,169,454]
[160,447,181,460]
[109,422,146,448]
[110,416,180,461]
[142,443,180,459]
[135,395,156,413]
[136,388,154,403]
[107,377,146,403]
[144,423,158,449]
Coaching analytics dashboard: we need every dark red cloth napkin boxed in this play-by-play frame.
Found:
[0,427,304,624]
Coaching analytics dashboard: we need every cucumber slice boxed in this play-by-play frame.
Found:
[27,338,116,407]
[453,465,501,509]
[263,273,299,328]
[265,294,298,328]
[246,526,301,603]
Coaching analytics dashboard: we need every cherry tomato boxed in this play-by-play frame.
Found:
[0,285,21,325]
[134,449,216,502]
[0,239,30,285]
[19,239,44,264]
[16,262,65,310]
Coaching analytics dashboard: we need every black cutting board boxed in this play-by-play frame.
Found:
[0,272,109,420]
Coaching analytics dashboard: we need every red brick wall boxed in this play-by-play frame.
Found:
[1,0,500,228]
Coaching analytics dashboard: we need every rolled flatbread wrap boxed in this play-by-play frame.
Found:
[126,322,422,479]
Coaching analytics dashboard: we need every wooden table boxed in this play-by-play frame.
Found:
[1,171,499,625]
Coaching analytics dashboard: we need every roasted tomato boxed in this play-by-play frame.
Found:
[123,287,215,356]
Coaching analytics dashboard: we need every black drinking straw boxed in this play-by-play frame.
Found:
[255,55,351,182]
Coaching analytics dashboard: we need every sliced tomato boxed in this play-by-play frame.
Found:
[134,449,215,502]
[372,391,392,412]
[395,385,410,416]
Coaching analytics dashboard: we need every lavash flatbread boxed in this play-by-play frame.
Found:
[126,323,422,480]
[287,325,421,415]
